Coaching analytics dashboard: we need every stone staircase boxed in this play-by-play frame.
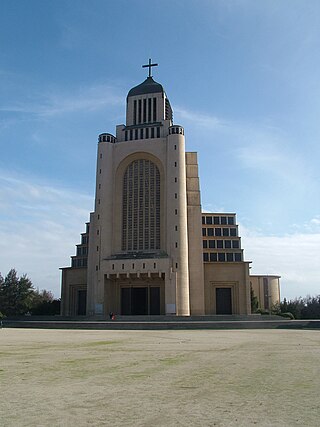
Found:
[3,315,320,330]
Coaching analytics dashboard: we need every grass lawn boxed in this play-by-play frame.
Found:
[0,328,319,426]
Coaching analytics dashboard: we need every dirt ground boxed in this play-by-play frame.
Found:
[0,328,319,427]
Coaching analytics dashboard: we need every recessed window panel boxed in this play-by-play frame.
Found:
[217,240,223,249]
[215,228,221,236]
[210,253,217,262]
[235,253,242,262]
[223,228,229,236]
[202,228,206,236]
[221,216,227,225]
[208,228,214,236]
[209,240,215,249]
[122,159,160,251]
[230,228,237,237]
[206,216,212,225]
[226,253,233,262]
[203,253,209,262]
[228,217,234,225]
[214,216,220,225]
[203,240,208,249]
[232,240,240,249]
[225,240,231,249]
[218,253,225,262]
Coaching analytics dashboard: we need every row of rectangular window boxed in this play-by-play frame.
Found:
[133,97,157,125]
[203,252,242,262]
[203,239,240,249]
[202,227,237,237]
[125,127,161,141]
[77,247,88,256]
[202,216,235,225]
[72,258,88,268]
[111,262,157,270]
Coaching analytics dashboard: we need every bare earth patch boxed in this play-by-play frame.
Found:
[0,328,319,426]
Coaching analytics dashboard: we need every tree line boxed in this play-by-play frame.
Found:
[251,285,320,319]
[0,269,60,317]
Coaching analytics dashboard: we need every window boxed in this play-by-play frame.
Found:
[125,131,128,141]
[175,209,177,215]
[232,240,240,249]
[221,216,227,225]
[203,240,208,249]
[112,264,114,270]
[210,253,217,262]
[146,128,149,139]
[130,129,133,140]
[235,253,242,262]
[215,228,221,236]
[151,127,155,138]
[153,98,157,121]
[208,228,214,236]
[175,225,178,231]
[214,216,220,225]
[100,153,102,159]
[217,240,223,249]
[133,100,137,125]
[203,253,209,262]
[206,216,212,225]
[228,217,234,225]
[140,128,144,139]
[218,253,225,262]
[143,263,145,269]
[138,99,142,123]
[202,216,205,224]
[175,193,177,199]
[227,253,233,262]
[122,159,160,251]
[230,228,237,237]
[175,242,178,248]
[174,145,177,150]
[223,228,229,236]
[174,161,177,167]
[154,263,156,269]
[176,263,178,268]
[209,240,215,249]
[225,240,231,249]
[175,177,177,182]
[202,228,206,236]
[157,127,160,138]
[148,98,152,122]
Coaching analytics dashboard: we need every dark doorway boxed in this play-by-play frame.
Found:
[132,287,148,315]
[120,286,160,315]
[150,287,160,315]
[77,290,87,315]
[216,288,232,315]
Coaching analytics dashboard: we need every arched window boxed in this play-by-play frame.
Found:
[122,159,160,251]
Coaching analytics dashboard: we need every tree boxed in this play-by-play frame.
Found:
[31,289,60,315]
[0,269,35,316]
[250,285,259,313]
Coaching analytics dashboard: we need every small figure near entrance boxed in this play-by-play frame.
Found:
[109,311,116,320]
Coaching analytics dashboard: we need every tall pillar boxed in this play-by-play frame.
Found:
[167,127,190,315]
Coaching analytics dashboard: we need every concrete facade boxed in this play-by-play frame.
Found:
[60,70,280,317]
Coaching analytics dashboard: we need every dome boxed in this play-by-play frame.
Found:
[127,77,164,98]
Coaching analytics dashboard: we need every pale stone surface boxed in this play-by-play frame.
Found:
[1,328,319,426]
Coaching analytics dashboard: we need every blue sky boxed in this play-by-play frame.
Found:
[1,0,319,298]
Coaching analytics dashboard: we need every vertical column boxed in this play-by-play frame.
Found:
[166,129,190,315]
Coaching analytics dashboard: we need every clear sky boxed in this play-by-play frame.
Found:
[1,0,319,299]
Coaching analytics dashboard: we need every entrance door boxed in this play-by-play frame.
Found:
[216,288,232,315]
[132,287,148,315]
[120,286,160,315]
[77,290,87,315]
[150,287,160,315]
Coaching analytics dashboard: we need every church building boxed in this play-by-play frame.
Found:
[60,61,280,317]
